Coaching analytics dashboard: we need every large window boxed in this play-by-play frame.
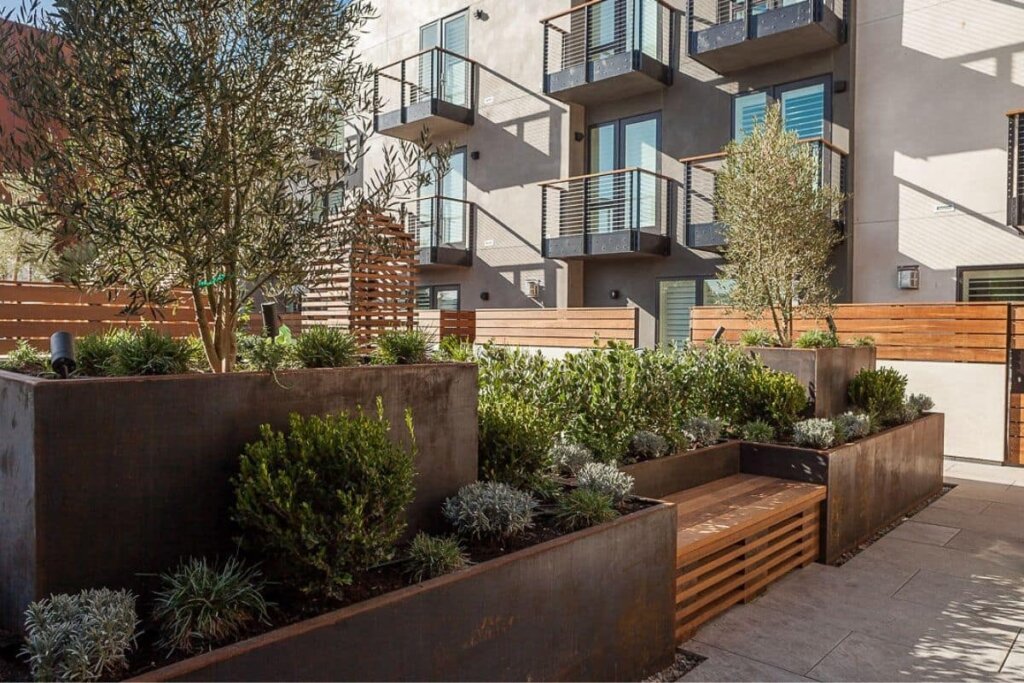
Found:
[958,266,1024,302]
[416,284,461,310]
[420,10,469,107]
[657,277,735,346]
[587,112,661,233]
[733,77,829,141]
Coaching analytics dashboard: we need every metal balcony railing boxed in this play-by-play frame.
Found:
[374,47,476,115]
[404,196,475,251]
[681,138,848,250]
[541,168,675,253]
[687,0,845,32]
[1010,110,1024,229]
[542,0,674,77]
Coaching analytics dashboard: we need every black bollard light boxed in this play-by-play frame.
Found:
[712,326,726,342]
[50,331,76,378]
[826,314,838,336]
[261,302,279,338]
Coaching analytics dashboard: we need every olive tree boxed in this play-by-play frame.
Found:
[714,105,844,346]
[0,0,431,371]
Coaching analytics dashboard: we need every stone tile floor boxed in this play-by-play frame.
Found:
[679,460,1024,682]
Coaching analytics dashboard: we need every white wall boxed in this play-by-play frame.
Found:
[882,360,1006,462]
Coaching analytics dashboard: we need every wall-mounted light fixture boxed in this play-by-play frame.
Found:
[470,150,480,160]
[609,289,620,300]
[474,9,488,20]
[49,331,76,378]
[574,132,585,142]
[480,291,490,301]
[897,265,920,290]
[261,302,279,338]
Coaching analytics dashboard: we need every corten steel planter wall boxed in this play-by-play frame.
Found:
[138,502,677,683]
[748,346,876,417]
[740,413,945,564]
[0,364,477,632]
[622,442,740,500]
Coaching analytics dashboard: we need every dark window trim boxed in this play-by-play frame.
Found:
[731,74,833,142]
[587,110,663,173]
[955,263,1024,302]
[417,283,462,310]
[420,7,471,52]
[654,273,724,346]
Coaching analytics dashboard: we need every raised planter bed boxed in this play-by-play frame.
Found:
[621,442,740,500]
[0,364,478,632]
[747,346,876,417]
[137,501,678,682]
[740,413,945,564]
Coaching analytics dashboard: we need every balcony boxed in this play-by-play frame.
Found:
[374,48,476,142]
[687,0,845,74]
[1010,110,1024,231]
[541,168,674,259]
[681,139,848,252]
[542,0,675,106]
[405,196,475,268]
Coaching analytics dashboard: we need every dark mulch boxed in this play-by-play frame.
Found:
[832,483,955,566]
[644,648,706,682]
[0,630,30,682]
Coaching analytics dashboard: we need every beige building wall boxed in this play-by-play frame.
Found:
[853,0,1024,302]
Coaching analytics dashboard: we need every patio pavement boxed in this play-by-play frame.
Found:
[679,460,1024,682]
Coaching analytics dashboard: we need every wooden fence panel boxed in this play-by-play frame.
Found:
[475,308,638,348]
[691,304,1010,364]
[417,310,476,342]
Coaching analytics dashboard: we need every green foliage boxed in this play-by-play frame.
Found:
[237,329,298,373]
[442,482,537,542]
[793,418,837,449]
[478,394,557,490]
[849,367,908,428]
[626,430,671,463]
[75,333,117,376]
[576,462,634,502]
[852,336,876,348]
[104,327,198,376]
[405,533,469,582]
[902,393,935,423]
[293,326,357,369]
[681,416,724,449]
[549,439,594,477]
[739,329,779,347]
[0,340,50,375]
[716,105,843,346]
[372,329,430,365]
[152,557,270,655]
[435,335,476,362]
[794,329,839,349]
[554,488,618,532]
[22,588,138,682]
[232,404,416,599]
[680,342,761,428]
[832,412,871,444]
[740,420,775,443]
[744,366,809,434]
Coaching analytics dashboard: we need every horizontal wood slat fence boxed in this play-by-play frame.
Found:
[1007,306,1024,465]
[417,310,476,342]
[474,307,638,348]
[691,304,1011,364]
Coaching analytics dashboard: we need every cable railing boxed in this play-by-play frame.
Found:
[404,196,475,251]
[1010,110,1024,228]
[542,0,675,77]
[374,47,476,114]
[541,167,675,242]
[687,0,845,32]
[681,138,848,249]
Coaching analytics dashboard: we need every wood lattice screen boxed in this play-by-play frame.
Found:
[301,215,416,348]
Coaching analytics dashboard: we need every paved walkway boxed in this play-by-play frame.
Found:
[680,460,1024,682]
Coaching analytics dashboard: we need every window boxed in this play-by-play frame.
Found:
[421,10,469,107]
[657,277,735,346]
[416,284,461,310]
[958,266,1024,302]
[733,77,829,141]
[587,112,661,234]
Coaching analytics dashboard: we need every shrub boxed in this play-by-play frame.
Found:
[233,403,416,599]
[75,333,118,377]
[107,327,199,376]
[435,335,475,362]
[793,418,837,449]
[681,415,724,449]
[478,394,557,489]
[372,329,429,365]
[680,343,762,427]
[549,438,594,476]
[293,326,357,368]
[237,329,297,373]
[626,430,671,462]
[832,412,871,444]
[739,328,779,347]
[576,462,634,502]
[405,532,469,582]
[902,393,935,423]
[849,367,908,427]
[152,557,270,655]
[794,329,840,349]
[744,366,808,434]
[852,335,876,347]
[0,340,50,375]
[554,488,618,531]
[442,482,537,542]
[740,420,775,443]
[22,588,138,682]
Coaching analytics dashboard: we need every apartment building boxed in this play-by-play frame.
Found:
[356,0,1024,347]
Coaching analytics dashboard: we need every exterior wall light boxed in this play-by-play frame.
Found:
[480,291,490,301]
[712,326,726,342]
[609,289,620,300]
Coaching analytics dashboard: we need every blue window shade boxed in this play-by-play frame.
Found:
[734,92,767,141]
[781,84,825,140]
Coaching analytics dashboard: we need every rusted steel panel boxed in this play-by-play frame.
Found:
[622,441,741,500]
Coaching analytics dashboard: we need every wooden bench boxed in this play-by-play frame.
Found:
[665,474,826,642]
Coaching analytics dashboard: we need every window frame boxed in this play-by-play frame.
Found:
[731,74,833,142]
[416,284,462,311]
[655,274,733,346]
[420,8,470,53]
[587,110,663,173]
[956,264,1024,302]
